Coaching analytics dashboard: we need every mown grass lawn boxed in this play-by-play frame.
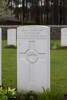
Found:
[2,40,67,94]
[2,40,17,88]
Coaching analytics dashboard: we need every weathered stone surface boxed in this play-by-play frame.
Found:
[7,29,16,46]
[17,26,50,92]
[61,28,67,46]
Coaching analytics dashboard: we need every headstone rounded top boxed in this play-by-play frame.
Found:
[61,28,67,31]
[17,25,50,92]
[17,25,50,31]
[62,28,67,30]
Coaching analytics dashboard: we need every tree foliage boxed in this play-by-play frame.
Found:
[0,0,11,19]
[0,0,65,24]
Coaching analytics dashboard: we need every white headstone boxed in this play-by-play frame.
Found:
[17,26,50,92]
[0,28,1,85]
[61,28,67,46]
[7,29,16,46]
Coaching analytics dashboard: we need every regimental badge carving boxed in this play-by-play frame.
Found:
[26,49,39,64]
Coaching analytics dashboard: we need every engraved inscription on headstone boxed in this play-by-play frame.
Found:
[17,26,50,92]
[61,28,67,46]
[7,29,16,46]
[0,28,1,85]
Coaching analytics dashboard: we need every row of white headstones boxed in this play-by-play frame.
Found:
[0,26,67,93]
[7,27,67,47]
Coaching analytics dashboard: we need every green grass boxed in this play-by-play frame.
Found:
[2,40,17,88]
[51,40,67,94]
[51,49,67,93]
[50,40,60,49]
[2,40,67,94]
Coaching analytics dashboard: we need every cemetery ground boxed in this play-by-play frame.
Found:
[2,40,67,99]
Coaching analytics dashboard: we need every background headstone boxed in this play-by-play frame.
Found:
[7,29,16,46]
[17,26,50,92]
[0,28,2,85]
[61,28,67,47]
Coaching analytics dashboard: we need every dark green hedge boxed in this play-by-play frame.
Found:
[22,21,36,25]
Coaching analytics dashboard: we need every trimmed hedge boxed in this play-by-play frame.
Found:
[22,21,36,25]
